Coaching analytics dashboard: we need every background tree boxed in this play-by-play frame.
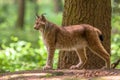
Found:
[58,0,111,69]
[53,0,63,13]
[16,0,25,29]
[113,0,120,15]
[29,0,39,14]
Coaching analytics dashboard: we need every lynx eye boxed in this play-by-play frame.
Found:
[36,22,39,25]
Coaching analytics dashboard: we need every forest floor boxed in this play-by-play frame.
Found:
[0,69,120,80]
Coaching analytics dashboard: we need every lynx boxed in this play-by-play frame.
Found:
[34,14,110,70]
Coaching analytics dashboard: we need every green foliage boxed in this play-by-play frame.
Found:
[112,15,120,30]
[0,36,58,72]
[0,37,44,72]
[111,15,120,68]
[111,34,120,68]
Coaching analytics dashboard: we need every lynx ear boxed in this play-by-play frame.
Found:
[41,13,46,22]
[36,13,39,18]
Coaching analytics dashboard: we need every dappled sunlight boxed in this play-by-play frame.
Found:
[0,69,120,80]
[0,73,50,80]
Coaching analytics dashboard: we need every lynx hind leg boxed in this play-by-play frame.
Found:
[70,48,87,69]
[87,32,110,69]
[88,44,110,69]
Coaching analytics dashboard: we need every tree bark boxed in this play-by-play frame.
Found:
[17,0,25,29]
[58,0,111,69]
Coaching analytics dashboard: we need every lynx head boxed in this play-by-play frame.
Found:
[34,14,46,30]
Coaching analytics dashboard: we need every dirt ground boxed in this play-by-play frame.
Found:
[0,69,120,80]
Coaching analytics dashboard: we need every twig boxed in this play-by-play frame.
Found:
[111,58,120,69]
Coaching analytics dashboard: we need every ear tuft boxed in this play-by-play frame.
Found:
[41,13,46,22]
[36,13,39,18]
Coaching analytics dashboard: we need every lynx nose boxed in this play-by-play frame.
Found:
[34,26,36,29]
[34,26,39,30]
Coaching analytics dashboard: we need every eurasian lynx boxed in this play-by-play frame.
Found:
[34,14,110,70]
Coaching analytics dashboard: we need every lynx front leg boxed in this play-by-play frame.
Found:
[43,47,55,70]
[70,48,87,69]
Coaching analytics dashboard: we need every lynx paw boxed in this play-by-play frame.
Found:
[43,65,52,70]
[101,66,110,69]
[70,65,79,69]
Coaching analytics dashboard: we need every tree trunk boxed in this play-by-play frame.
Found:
[17,0,25,29]
[58,0,111,69]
